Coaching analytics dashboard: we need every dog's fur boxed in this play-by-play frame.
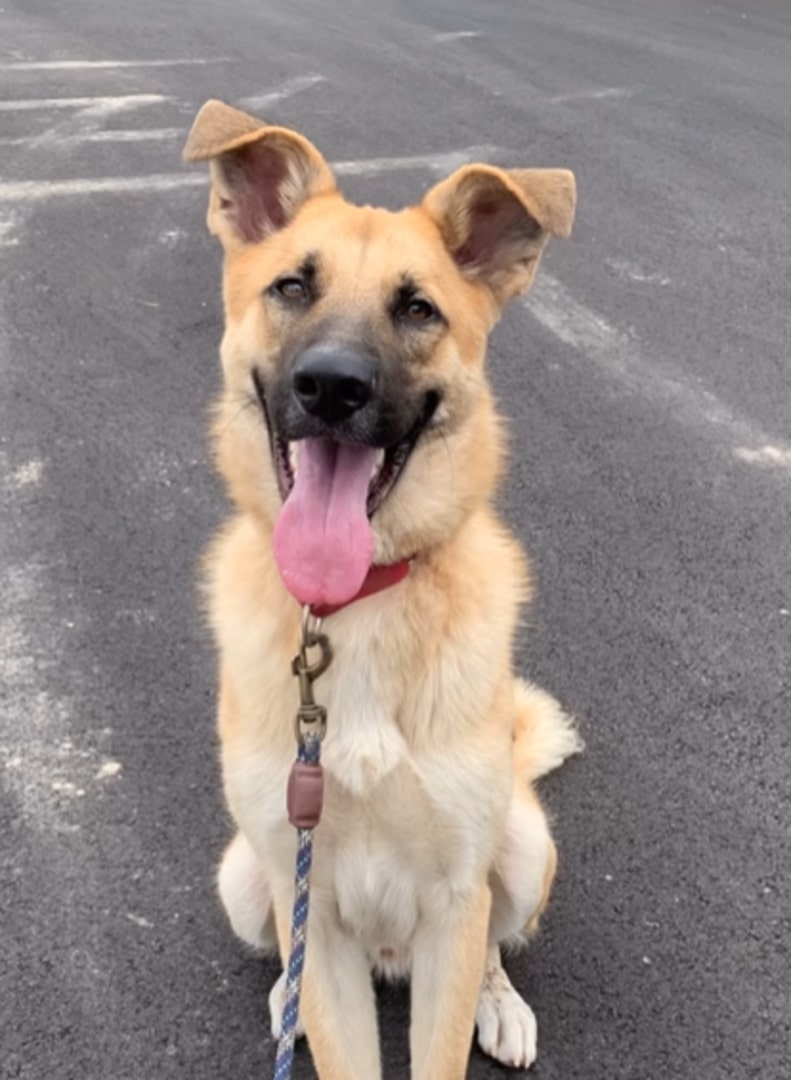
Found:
[184,100,581,1078]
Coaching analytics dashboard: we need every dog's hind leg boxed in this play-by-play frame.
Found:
[488,782,557,944]
[475,682,580,1069]
[217,831,278,950]
[480,784,557,1070]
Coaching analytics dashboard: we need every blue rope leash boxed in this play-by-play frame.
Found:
[273,611,332,1080]
[273,734,321,1080]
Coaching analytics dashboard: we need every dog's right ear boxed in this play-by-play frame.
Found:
[183,100,336,251]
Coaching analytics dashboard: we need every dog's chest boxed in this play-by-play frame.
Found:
[226,595,506,954]
[321,664,421,944]
[318,637,410,797]
[332,825,421,954]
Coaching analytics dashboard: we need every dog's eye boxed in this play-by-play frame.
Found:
[274,277,308,302]
[403,299,437,323]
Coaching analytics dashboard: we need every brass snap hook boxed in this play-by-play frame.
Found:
[291,606,334,742]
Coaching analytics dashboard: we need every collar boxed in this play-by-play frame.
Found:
[310,559,412,619]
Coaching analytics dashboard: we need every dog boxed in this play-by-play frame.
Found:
[183,99,581,1079]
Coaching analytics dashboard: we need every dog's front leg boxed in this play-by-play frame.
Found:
[410,882,491,1080]
[273,890,382,1080]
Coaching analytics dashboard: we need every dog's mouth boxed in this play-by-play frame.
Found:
[255,377,439,609]
[271,398,435,518]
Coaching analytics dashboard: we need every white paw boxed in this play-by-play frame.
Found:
[268,971,305,1041]
[475,964,538,1069]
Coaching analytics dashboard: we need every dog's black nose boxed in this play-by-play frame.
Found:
[292,345,375,424]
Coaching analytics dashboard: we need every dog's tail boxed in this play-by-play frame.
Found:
[512,678,583,783]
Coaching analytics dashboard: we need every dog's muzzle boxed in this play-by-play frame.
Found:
[253,347,440,609]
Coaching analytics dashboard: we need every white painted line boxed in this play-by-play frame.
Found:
[525,273,620,360]
[606,257,671,287]
[0,128,182,148]
[734,446,791,469]
[126,913,154,929]
[0,443,123,831]
[51,779,86,797]
[432,31,482,42]
[0,93,169,112]
[525,273,791,464]
[548,87,633,104]
[0,212,21,248]
[0,147,498,203]
[158,227,188,248]
[0,58,229,71]
[96,760,122,779]
[0,174,205,202]
[238,75,326,111]
[334,146,498,177]
[8,460,45,489]
[0,556,83,829]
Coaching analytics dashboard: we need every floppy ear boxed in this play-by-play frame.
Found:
[422,164,576,304]
[183,99,336,250]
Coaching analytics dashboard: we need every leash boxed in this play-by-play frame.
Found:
[272,563,411,1078]
[273,607,332,1080]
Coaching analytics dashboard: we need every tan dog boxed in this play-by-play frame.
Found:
[184,100,581,1079]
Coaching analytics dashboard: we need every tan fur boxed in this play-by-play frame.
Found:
[187,101,581,1077]
[525,836,558,938]
[513,679,584,784]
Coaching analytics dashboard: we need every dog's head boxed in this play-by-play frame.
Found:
[185,101,575,607]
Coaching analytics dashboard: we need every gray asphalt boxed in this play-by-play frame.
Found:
[1,1,789,1078]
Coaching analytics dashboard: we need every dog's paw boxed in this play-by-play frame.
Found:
[268,971,305,1041]
[475,961,537,1069]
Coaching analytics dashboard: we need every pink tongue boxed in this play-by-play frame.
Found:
[273,439,376,607]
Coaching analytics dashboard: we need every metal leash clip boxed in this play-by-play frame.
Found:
[291,608,333,745]
[286,608,333,830]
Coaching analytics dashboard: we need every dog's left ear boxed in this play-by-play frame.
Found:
[183,99,336,251]
[422,164,576,304]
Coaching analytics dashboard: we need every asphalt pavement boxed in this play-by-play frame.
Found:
[1,1,789,1078]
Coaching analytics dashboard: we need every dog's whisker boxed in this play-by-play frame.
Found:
[216,396,258,438]
[438,428,457,493]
